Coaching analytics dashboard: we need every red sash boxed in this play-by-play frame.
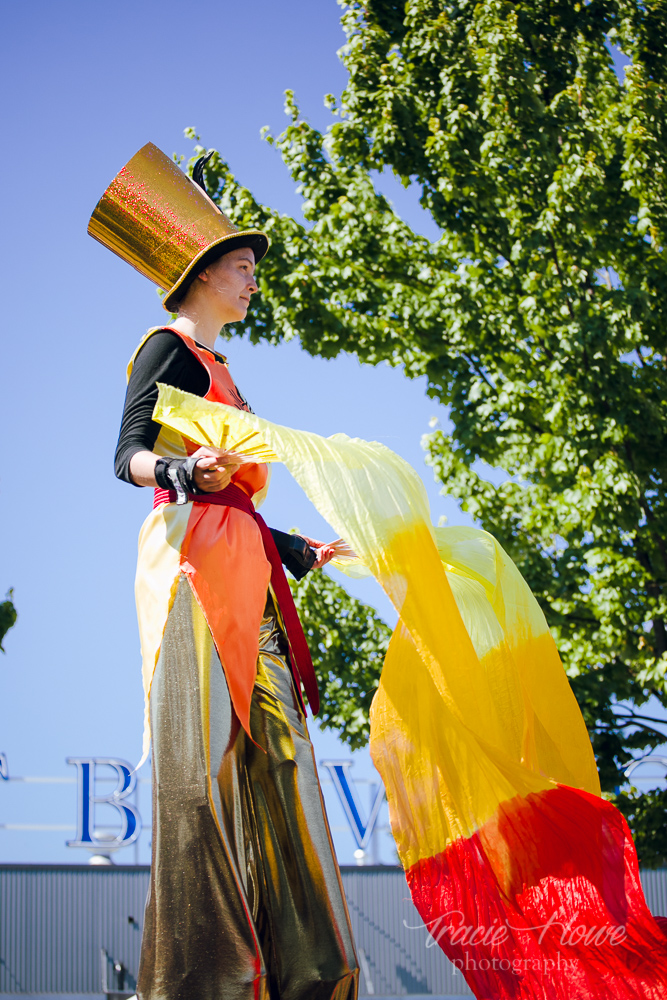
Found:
[154,484,319,716]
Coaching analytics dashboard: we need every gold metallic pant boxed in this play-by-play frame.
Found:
[138,576,359,1000]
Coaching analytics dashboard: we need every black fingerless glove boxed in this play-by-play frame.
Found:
[154,456,204,504]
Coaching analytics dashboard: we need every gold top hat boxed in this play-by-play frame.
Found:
[88,142,269,311]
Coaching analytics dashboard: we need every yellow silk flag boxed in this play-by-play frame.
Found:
[153,383,667,1000]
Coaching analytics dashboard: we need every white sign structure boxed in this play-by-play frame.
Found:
[4,751,666,860]
[0,754,388,860]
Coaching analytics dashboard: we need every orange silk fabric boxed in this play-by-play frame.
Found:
[151,327,271,736]
[179,501,271,736]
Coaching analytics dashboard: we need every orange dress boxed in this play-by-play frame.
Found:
[130,327,274,752]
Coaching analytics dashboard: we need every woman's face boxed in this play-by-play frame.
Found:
[196,246,258,323]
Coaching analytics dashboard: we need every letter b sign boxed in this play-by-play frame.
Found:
[67,757,141,848]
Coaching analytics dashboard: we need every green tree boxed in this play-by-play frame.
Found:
[615,785,667,867]
[183,0,667,861]
[290,572,391,750]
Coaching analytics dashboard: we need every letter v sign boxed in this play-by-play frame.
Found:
[320,760,385,850]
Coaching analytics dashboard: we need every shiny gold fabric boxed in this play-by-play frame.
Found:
[88,142,268,311]
[138,575,358,1000]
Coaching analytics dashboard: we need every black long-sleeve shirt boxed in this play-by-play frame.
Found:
[115,329,227,485]
[114,329,314,579]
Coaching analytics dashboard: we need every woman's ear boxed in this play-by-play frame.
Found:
[197,268,209,283]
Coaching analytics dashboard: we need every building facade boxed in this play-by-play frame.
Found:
[1,864,667,999]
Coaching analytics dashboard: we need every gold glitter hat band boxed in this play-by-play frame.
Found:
[88,142,269,312]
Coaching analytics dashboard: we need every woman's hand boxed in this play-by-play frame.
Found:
[301,536,358,570]
[191,446,244,493]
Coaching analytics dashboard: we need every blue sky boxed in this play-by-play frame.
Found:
[0,0,464,865]
[1,2,660,866]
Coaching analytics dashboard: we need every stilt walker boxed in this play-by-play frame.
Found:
[88,142,359,1000]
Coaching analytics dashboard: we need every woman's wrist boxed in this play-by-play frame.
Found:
[154,457,172,491]
[129,450,163,488]
[155,456,203,504]
[128,447,240,493]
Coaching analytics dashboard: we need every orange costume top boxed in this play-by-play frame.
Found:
[130,327,273,756]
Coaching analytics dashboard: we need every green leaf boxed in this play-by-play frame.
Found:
[0,589,17,653]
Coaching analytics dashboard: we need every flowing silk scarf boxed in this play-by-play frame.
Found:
[152,383,667,1000]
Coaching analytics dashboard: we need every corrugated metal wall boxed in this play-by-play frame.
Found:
[641,868,667,917]
[1,864,666,997]
[343,867,472,997]
[0,866,146,996]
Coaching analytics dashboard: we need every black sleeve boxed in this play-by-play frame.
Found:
[115,332,316,576]
[114,330,210,485]
[270,529,317,581]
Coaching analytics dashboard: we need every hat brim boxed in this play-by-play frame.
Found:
[162,230,269,312]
